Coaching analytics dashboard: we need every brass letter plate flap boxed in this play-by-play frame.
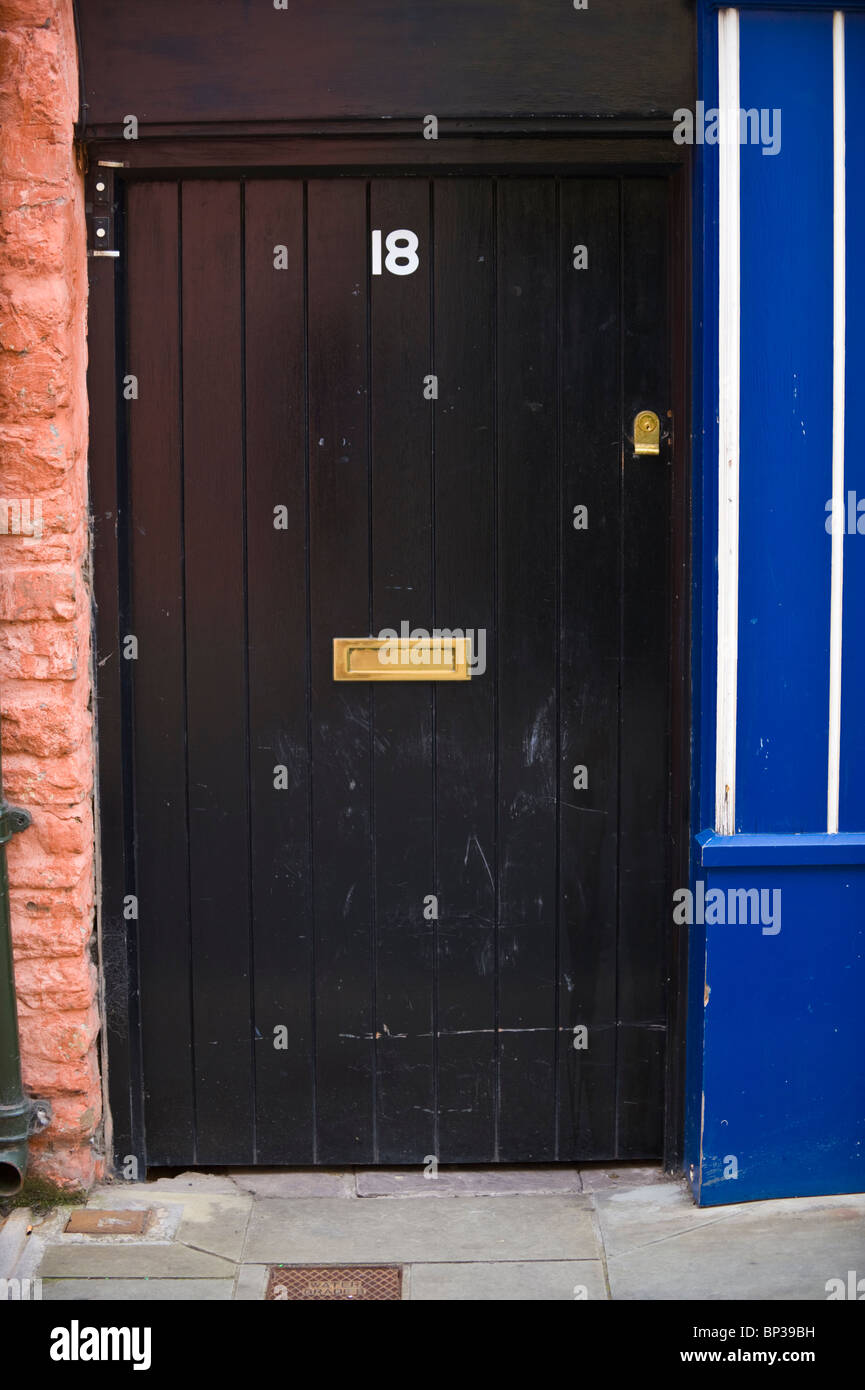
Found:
[333,636,471,681]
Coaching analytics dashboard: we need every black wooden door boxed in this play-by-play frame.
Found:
[123,174,671,1167]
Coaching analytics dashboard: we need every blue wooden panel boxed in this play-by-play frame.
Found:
[695,862,865,1205]
[699,829,865,866]
[840,16,865,829]
[686,1,721,1175]
[736,11,834,832]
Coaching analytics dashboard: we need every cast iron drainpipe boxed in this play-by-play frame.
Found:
[0,742,52,1194]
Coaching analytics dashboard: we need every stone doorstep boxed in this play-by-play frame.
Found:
[228,1170,354,1199]
[114,1163,670,1201]
[578,1164,677,1193]
[354,1166,587,1198]
[242,1194,599,1265]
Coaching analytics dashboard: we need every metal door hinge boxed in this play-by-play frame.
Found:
[86,167,119,258]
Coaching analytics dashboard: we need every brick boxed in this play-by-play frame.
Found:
[0,271,73,337]
[2,682,90,755]
[0,618,79,678]
[0,422,80,490]
[26,1142,100,1192]
[26,1091,101,1145]
[20,1049,99,1098]
[9,884,89,919]
[0,3,62,30]
[0,528,82,566]
[11,911,90,958]
[0,567,76,619]
[7,839,91,891]
[0,345,78,417]
[26,803,92,856]
[14,952,96,1011]
[17,1002,100,1063]
[0,134,74,189]
[3,746,93,802]
[0,30,68,129]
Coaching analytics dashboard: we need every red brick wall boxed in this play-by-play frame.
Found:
[0,0,100,1189]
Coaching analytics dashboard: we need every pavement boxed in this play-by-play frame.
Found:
[3,1165,864,1301]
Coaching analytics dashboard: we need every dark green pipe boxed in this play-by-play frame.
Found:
[0,742,39,1194]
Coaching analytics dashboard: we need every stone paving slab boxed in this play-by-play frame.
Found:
[228,1170,355,1198]
[599,1185,865,1301]
[42,1278,234,1301]
[407,1259,608,1300]
[578,1164,670,1193]
[175,1197,252,1262]
[86,1182,244,1208]
[0,1209,32,1279]
[234,1264,270,1300]
[592,1181,738,1258]
[39,1243,236,1280]
[65,1189,254,1256]
[354,1167,584,1198]
[77,1187,252,1260]
[243,1195,597,1264]
[124,1173,241,1196]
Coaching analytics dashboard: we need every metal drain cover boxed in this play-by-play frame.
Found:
[65,1209,152,1236]
[267,1265,402,1301]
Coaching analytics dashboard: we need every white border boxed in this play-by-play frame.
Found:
[715,7,741,835]
[828,10,846,834]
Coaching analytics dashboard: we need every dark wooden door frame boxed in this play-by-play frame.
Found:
[86,133,691,1176]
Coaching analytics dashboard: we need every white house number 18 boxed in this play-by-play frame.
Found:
[371,229,420,276]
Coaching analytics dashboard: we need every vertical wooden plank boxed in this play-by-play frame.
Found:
[181,180,253,1162]
[617,178,670,1156]
[244,181,313,1162]
[369,179,435,1161]
[496,179,558,1160]
[126,182,194,1164]
[664,164,692,1170]
[433,179,497,1161]
[307,179,374,1162]
[556,179,620,1159]
[89,238,144,1170]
